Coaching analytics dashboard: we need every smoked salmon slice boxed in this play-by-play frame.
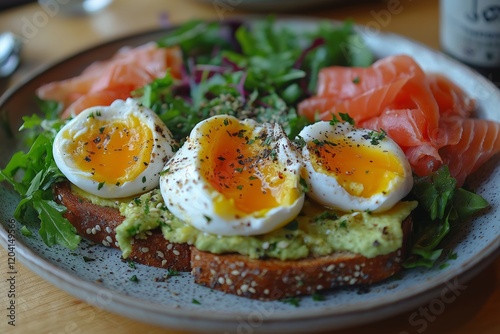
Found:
[440,119,500,187]
[36,42,183,118]
[298,54,500,185]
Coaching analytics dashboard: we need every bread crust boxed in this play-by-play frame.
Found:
[191,216,412,300]
[53,181,191,271]
[53,181,412,300]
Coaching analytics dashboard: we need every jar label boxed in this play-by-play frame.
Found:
[440,0,500,67]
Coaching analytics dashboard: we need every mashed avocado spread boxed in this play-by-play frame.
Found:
[73,186,417,260]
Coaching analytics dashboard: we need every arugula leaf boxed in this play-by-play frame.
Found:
[0,123,80,250]
[404,166,489,268]
[34,196,80,249]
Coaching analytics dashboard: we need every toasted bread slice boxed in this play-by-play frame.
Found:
[53,181,191,271]
[191,214,412,300]
[191,248,405,300]
[53,181,412,300]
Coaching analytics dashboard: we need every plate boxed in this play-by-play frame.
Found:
[1,18,499,333]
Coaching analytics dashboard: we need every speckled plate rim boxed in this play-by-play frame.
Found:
[1,17,499,333]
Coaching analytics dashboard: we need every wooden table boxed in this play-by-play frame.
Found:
[0,0,499,333]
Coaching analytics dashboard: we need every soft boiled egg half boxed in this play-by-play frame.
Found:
[53,98,176,198]
[160,115,304,236]
[298,121,413,213]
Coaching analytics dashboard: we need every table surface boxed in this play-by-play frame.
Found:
[0,0,499,333]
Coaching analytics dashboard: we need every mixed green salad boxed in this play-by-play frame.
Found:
[0,18,490,268]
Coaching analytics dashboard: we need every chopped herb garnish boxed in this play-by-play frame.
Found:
[439,263,450,270]
[312,292,325,301]
[141,176,147,183]
[129,275,139,282]
[234,167,243,173]
[192,298,201,305]
[339,220,348,229]
[294,136,306,148]
[352,75,360,84]
[204,215,212,223]
[99,127,105,134]
[284,220,299,231]
[280,296,301,307]
[314,211,339,222]
[262,137,272,146]
[167,269,180,276]
[299,177,310,193]
[127,260,136,269]
[339,112,355,125]
[20,225,32,237]
[237,185,243,190]
[83,256,96,262]
[364,129,387,145]
[98,182,105,190]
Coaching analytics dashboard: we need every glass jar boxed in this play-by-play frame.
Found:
[440,0,500,86]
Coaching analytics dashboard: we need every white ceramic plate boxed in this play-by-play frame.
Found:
[1,18,499,334]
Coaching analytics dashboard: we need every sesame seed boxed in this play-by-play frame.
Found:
[263,289,270,295]
[156,251,165,258]
[226,278,233,285]
[231,270,240,276]
[316,285,323,290]
[114,241,119,247]
[173,250,180,256]
[277,240,289,249]
[326,264,335,272]
[194,255,201,261]
[250,281,257,287]
[349,278,357,285]
[161,260,167,266]
[167,244,173,250]
[102,240,110,247]
[105,226,112,234]
[354,264,361,271]
[95,225,101,231]
[91,228,96,235]
[248,287,256,294]
[338,262,345,268]
[86,228,92,235]
[210,269,216,275]
[240,284,249,292]
[218,277,225,285]
[141,247,149,253]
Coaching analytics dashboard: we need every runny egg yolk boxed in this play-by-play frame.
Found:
[307,139,404,198]
[197,118,296,217]
[64,114,153,184]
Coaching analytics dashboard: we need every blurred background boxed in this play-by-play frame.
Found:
[0,0,443,94]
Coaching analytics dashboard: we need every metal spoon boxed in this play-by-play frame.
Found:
[0,32,22,95]
[0,32,22,78]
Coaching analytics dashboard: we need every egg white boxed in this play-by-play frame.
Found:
[298,121,413,213]
[53,98,176,198]
[159,115,305,236]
